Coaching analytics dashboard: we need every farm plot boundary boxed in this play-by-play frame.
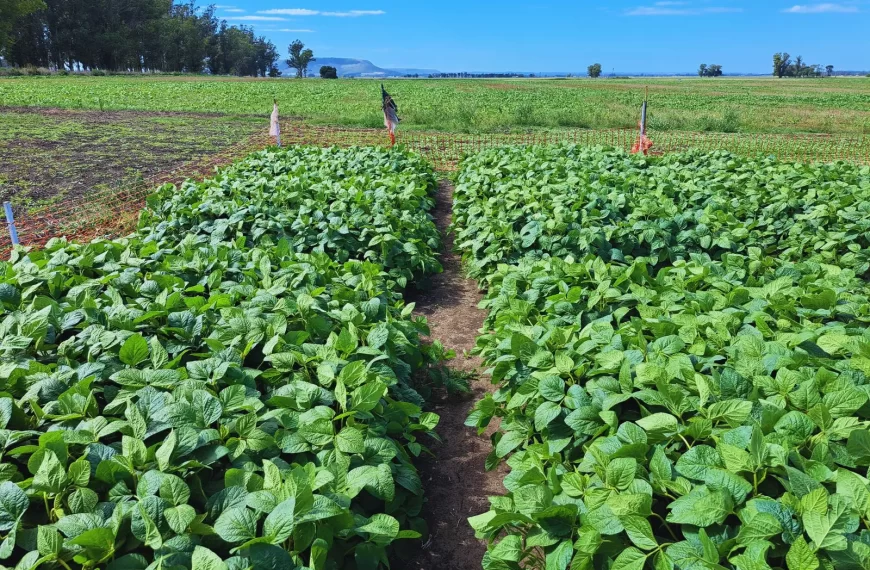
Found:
[3,124,869,255]
[284,124,870,171]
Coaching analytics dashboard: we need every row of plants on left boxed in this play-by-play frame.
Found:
[0,146,446,570]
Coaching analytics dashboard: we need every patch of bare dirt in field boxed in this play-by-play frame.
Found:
[0,107,262,208]
[401,180,507,570]
[0,106,231,119]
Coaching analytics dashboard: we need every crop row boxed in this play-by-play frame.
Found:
[453,146,870,569]
[0,147,444,569]
[453,146,870,279]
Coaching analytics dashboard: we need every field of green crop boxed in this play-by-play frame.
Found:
[5,98,870,566]
[455,146,870,569]
[2,75,870,134]
[0,146,463,568]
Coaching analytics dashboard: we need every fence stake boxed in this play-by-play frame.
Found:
[4,202,19,246]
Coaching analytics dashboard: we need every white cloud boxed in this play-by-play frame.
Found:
[626,5,743,15]
[223,8,245,12]
[257,8,385,17]
[226,15,288,21]
[321,10,386,17]
[259,8,320,15]
[276,29,316,32]
[783,3,859,13]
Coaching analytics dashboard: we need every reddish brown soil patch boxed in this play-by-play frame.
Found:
[0,107,263,207]
[0,106,232,119]
[402,181,506,570]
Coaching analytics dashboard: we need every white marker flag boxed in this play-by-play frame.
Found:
[269,100,281,146]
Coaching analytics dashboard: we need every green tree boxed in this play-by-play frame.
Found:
[698,63,708,77]
[708,64,723,77]
[255,37,280,77]
[0,0,44,58]
[3,0,280,75]
[826,65,834,77]
[287,39,315,78]
[320,65,337,79]
[587,63,602,78]
[773,52,791,78]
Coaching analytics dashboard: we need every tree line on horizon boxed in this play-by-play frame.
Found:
[0,4,848,80]
[0,0,282,76]
[773,53,833,78]
[698,64,723,77]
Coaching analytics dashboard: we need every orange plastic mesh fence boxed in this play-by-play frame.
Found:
[3,125,869,256]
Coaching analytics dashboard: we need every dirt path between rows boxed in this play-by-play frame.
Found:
[403,180,506,570]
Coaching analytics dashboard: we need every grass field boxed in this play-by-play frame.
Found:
[2,75,870,134]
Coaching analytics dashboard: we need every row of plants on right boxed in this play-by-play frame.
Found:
[453,146,870,279]
[452,145,870,570]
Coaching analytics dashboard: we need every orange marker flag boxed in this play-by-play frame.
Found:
[631,88,653,155]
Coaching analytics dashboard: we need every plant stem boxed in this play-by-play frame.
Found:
[652,512,680,541]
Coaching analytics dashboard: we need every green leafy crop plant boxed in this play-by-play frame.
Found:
[453,146,870,279]
[454,145,870,570]
[0,145,446,569]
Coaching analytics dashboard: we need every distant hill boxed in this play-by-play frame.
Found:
[283,57,440,78]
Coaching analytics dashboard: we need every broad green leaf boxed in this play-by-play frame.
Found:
[335,426,365,454]
[0,482,29,531]
[621,515,658,551]
[613,547,648,570]
[667,486,733,527]
[192,546,228,570]
[263,497,296,543]
[215,507,258,544]
[545,540,573,570]
[606,458,636,491]
[786,536,819,570]
[120,334,150,366]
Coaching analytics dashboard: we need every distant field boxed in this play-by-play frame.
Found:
[1,75,870,134]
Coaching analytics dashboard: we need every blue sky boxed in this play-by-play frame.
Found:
[215,1,869,73]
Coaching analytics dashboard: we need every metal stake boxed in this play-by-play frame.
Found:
[3,202,19,246]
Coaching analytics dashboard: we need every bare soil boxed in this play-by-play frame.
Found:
[0,107,262,208]
[402,181,506,570]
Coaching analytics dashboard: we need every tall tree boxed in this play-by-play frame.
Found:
[587,63,602,78]
[773,52,791,78]
[0,0,44,58]
[255,37,280,77]
[698,64,708,77]
[286,39,314,78]
[4,0,278,75]
[826,65,834,77]
[793,55,804,77]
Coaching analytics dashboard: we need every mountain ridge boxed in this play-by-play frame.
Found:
[284,57,439,77]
